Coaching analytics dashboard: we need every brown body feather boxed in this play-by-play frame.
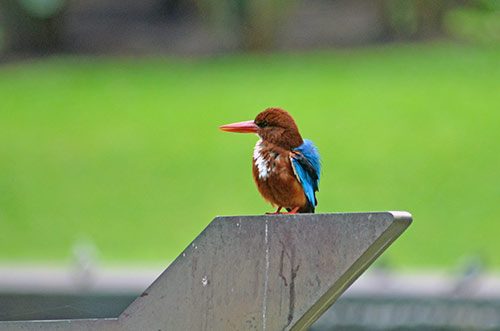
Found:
[252,141,312,213]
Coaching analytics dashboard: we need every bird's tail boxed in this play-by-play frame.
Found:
[287,200,315,213]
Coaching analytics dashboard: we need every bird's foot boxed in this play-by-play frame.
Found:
[281,206,300,214]
[266,206,283,215]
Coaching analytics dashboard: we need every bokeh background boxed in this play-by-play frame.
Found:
[1,0,500,328]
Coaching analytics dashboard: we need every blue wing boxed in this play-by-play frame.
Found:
[291,139,321,207]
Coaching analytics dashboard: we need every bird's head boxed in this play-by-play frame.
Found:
[219,107,303,149]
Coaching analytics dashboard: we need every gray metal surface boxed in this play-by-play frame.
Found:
[0,211,412,331]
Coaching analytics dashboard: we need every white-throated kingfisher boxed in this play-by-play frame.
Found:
[219,107,321,214]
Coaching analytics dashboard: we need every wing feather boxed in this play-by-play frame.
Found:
[290,139,321,207]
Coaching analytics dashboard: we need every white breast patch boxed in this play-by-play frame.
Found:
[253,139,269,179]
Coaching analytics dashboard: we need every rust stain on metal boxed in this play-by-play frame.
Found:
[287,263,300,326]
[279,249,288,286]
[278,239,301,330]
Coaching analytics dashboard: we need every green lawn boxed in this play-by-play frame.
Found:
[1,42,499,268]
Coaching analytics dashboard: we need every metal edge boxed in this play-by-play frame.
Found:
[389,210,413,224]
[213,211,413,221]
[118,215,228,319]
[290,211,412,330]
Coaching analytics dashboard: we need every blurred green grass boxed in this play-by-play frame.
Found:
[0,42,499,268]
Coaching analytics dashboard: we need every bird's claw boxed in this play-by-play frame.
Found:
[265,206,300,215]
[266,206,283,215]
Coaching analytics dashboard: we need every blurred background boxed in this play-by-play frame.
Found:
[1,0,500,329]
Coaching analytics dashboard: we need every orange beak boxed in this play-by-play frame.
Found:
[219,120,259,133]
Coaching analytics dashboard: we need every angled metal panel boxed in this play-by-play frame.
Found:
[0,212,412,331]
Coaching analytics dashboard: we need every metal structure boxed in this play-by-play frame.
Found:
[1,211,412,331]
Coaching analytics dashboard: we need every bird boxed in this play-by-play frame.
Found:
[219,107,321,214]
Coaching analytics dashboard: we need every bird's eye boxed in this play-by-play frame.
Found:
[258,122,269,128]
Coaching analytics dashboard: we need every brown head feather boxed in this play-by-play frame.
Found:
[254,107,303,150]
